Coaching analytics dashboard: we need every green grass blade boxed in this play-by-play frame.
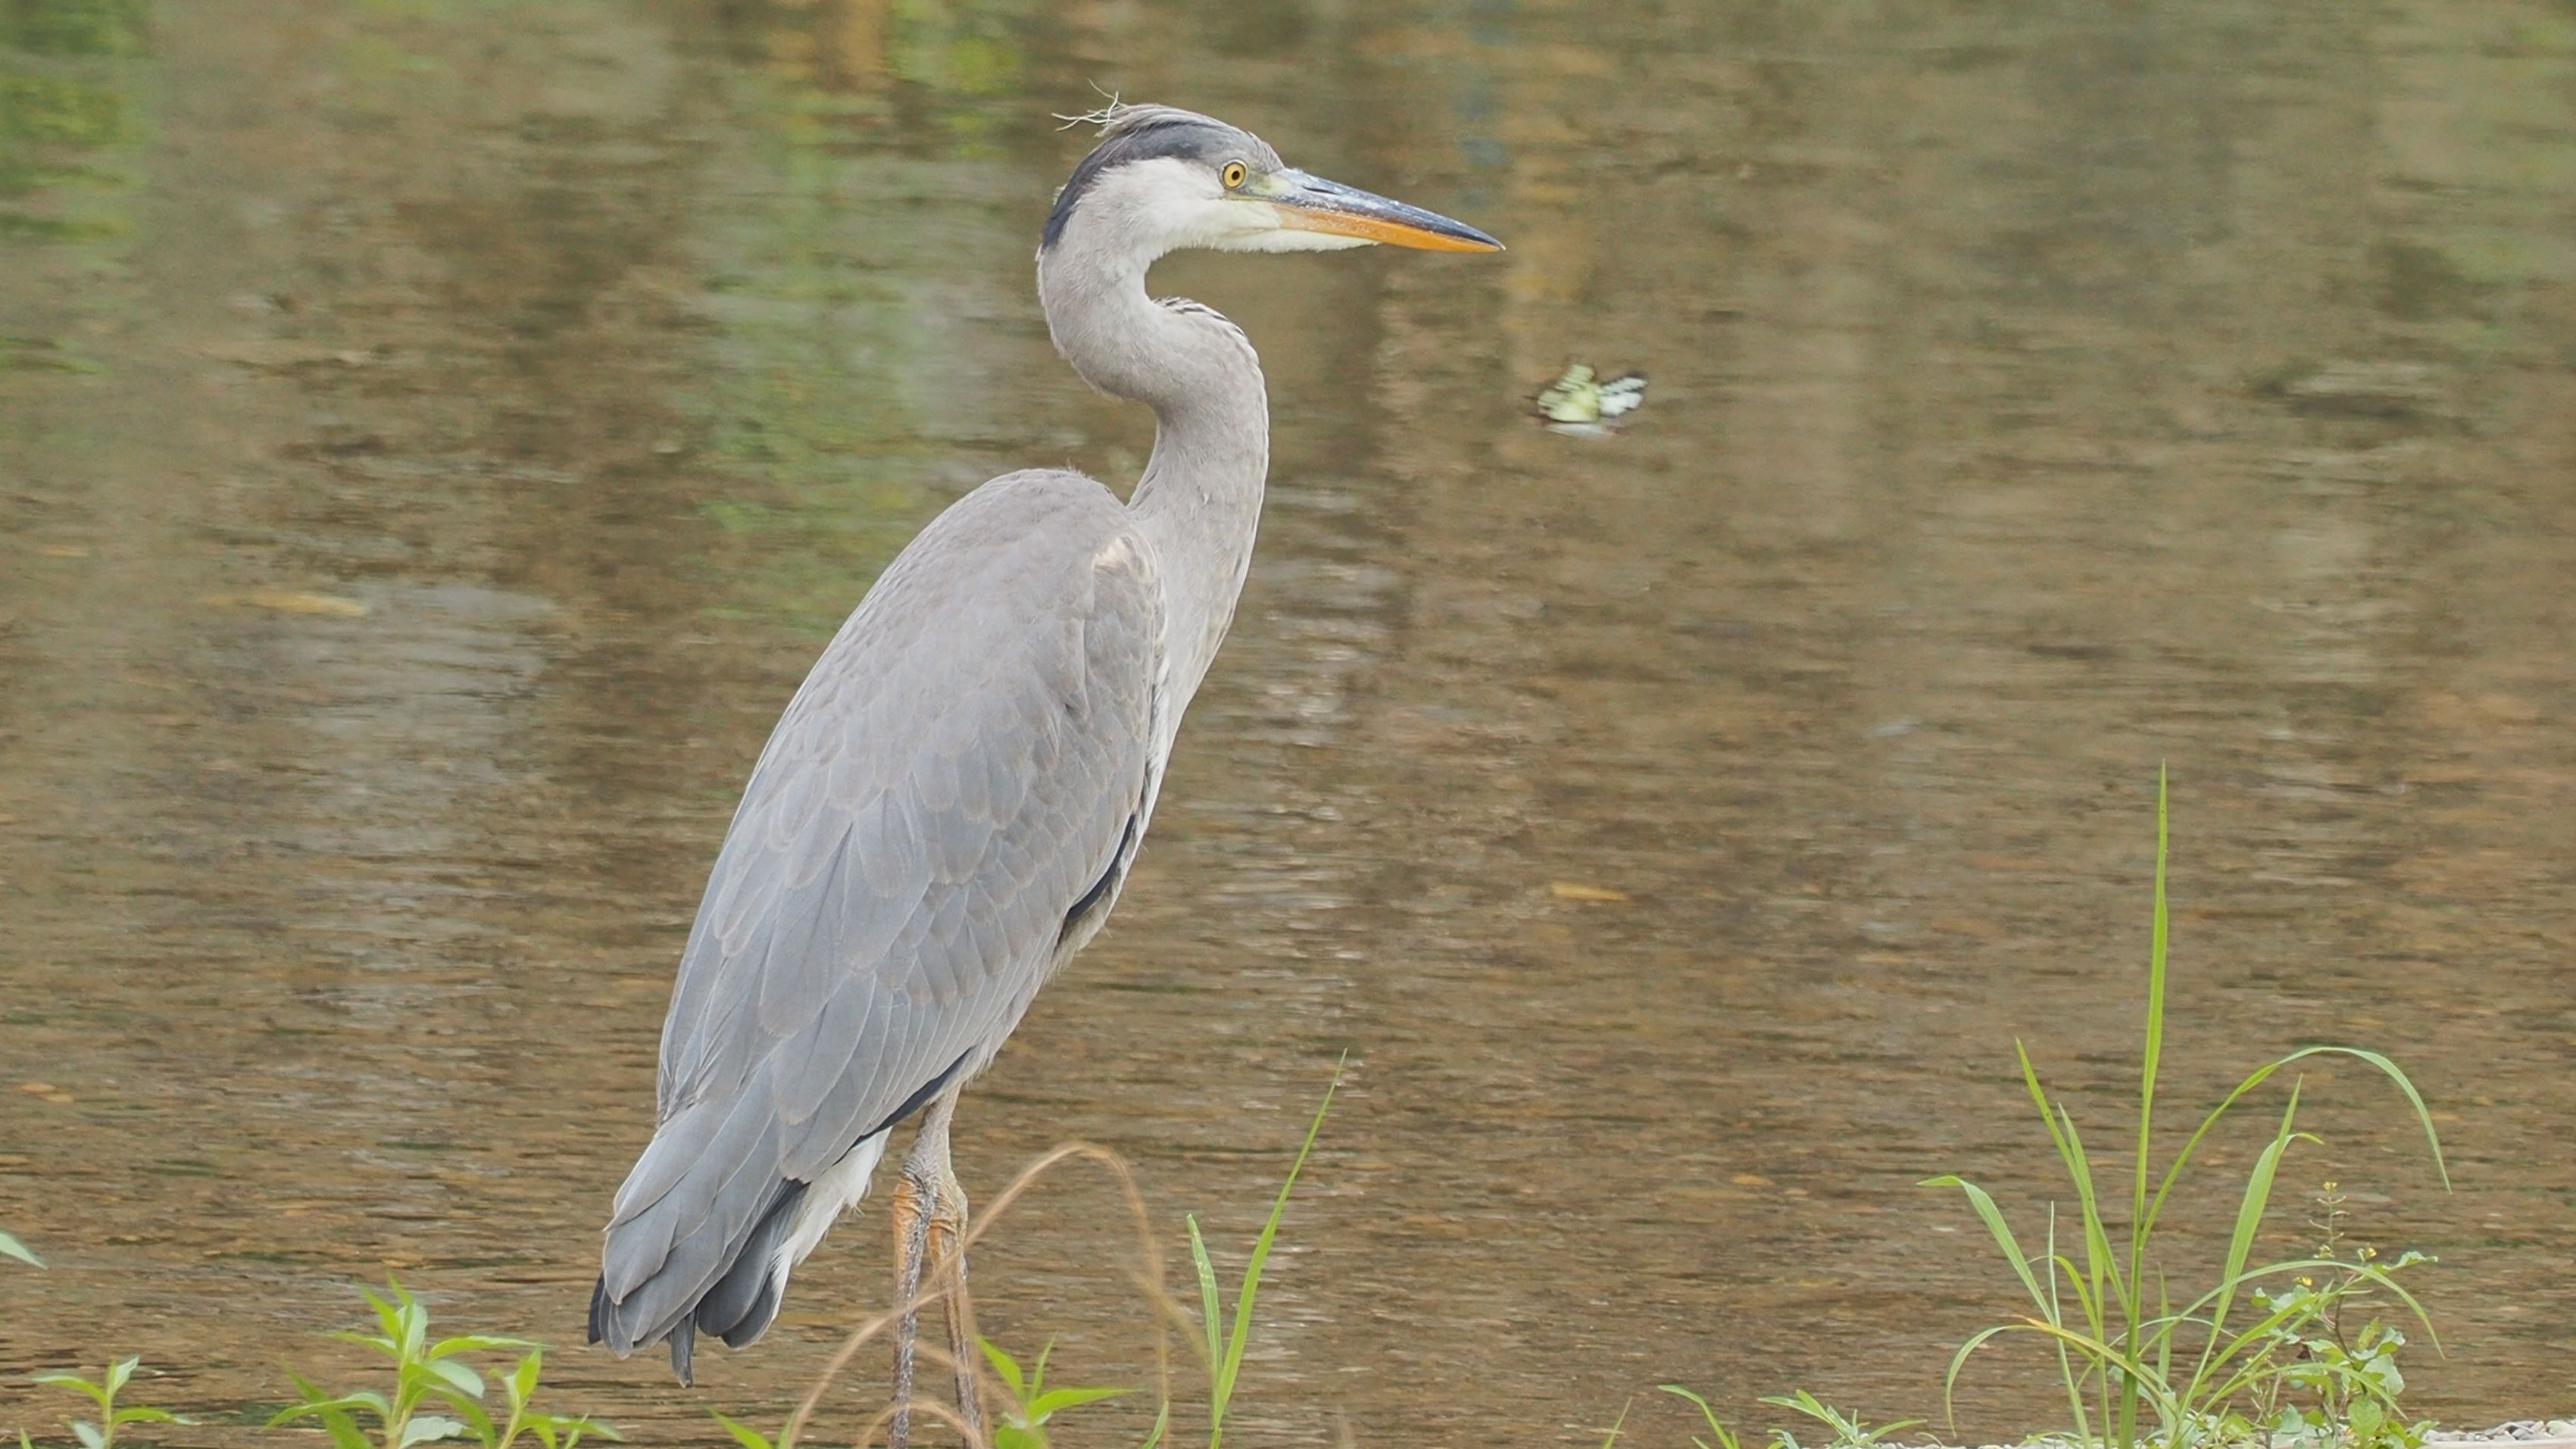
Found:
[1597,1398,1632,1449]
[2043,1214,2090,1444]
[1658,1385,1741,1449]
[2153,1270,2173,1398]
[1920,1176,2050,1316]
[1216,1072,1340,1422]
[1184,1215,1222,1388]
[2191,1254,2443,1360]
[2306,1045,2450,1190]
[2135,764,2169,1252]
[2187,1083,2309,1404]
[2003,1321,2184,1426]
[2122,765,2169,1449]
[707,1414,775,1449]
[2047,1098,2126,1328]
[2337,1261,2443,1352]
[2146,1044,2448,1244]
[2015,1044,2128,1321]
[2213,1091,2306,1334]
[1940,1325,2027,1436]
[2045,1254,2097,1328]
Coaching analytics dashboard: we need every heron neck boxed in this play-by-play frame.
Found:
[1038,245,1269,713]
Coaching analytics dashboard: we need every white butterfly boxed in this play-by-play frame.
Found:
[1533,362,1647,435]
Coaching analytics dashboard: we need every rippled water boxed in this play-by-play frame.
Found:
[4,0,2574,1442]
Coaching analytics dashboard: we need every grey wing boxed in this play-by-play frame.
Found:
[594,471,1163,1348]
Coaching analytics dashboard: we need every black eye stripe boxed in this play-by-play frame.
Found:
[1042,111,1283,248]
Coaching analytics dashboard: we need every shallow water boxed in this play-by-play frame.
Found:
[3,0,2574,1442]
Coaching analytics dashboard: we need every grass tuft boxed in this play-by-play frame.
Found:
[1922,767,2448,1449]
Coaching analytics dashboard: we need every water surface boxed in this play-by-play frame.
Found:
[4,0,2574,1442]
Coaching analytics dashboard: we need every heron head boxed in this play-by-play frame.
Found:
[1041,103,1503,261]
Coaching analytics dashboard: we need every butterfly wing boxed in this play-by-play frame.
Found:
[1535,362,1602,423]
[1594,373,1647,420]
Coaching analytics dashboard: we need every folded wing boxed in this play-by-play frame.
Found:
[593,471,1163,1355]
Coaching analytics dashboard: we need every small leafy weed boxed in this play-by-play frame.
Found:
[270,1281,616,1449]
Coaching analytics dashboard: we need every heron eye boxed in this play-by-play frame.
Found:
[1220,161,1247,190]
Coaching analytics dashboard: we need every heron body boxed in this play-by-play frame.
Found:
[587,105,1499,1426]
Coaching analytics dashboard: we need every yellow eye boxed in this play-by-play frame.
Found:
[1220,161,1247,189]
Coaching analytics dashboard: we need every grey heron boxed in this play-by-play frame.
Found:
[586,103,1500,1440]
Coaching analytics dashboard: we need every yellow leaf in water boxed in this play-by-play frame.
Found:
[205,590,371,617]
[18,1082,57,1095]
[1549,881,1631,902]
[1731,1173,1774,1187]
[34,545,91,559]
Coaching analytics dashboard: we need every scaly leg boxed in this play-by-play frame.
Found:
[923,1126,982,1441]
[886,1157,933,1449]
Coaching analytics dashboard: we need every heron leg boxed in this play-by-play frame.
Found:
[924,1134,982,1439]
[886,1159,932,1449]
[888,1085,970,1449]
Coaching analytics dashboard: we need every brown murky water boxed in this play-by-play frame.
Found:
[5,0,2574,1443]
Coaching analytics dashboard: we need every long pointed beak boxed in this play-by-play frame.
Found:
[1261,168,1504,252]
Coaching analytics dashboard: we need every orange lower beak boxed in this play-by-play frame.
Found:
[1268,170,1504,252]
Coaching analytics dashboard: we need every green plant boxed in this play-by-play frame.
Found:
[708,1413,783,1449]
[1658,1385,1741,1449]
[2212,1185,2433,1449]
[270,1282,616,1449]
[1924,770,2449,1449]
[0,1229,37,1267]
[1599,1397,1637,1448]
[1759,1390,1922,1449]
[975,1335,1133,1449]
[1653,1385,1916,1449]
[26,1357,176,1449]
[1183,1068,1338,1449]
[2250,1296,2421,1449]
